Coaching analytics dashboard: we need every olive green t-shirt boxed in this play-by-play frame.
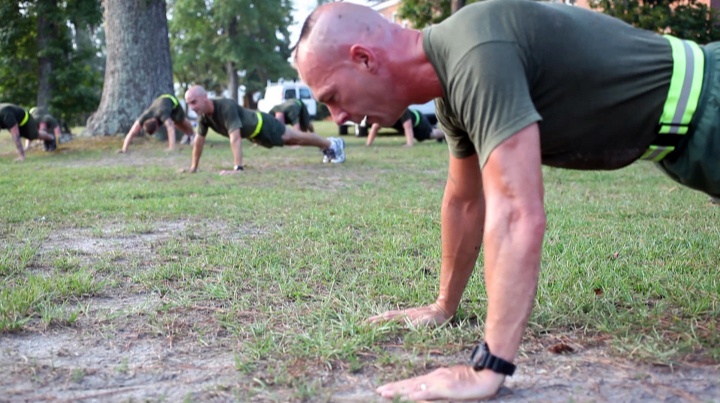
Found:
[391,109,423,132]
[423,0,672,170]
[138,95,185,125]
[0,103,27,130]
[197,98,260,138]
[269,99,305,124]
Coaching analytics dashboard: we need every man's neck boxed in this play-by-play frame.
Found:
[394,28,444,104]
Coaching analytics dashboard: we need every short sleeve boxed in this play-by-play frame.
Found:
[448,42,541,167]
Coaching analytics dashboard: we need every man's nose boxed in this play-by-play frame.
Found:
[330,108,349,126]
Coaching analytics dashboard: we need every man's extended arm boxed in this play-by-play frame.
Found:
[220,128,244,175]
[164,118,177,150]
[402,119,415,147]
[188,134,205,172]
[10,125,25,161]
[366,123,381,146]
[119,121,142,153]
[376,123,546,401]
[368,146,485,326]
[479,122,545,363]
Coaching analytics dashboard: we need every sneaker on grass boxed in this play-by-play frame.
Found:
[322,147,334,164]
[328,137,345,163]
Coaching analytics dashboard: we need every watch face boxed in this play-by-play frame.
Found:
[470,343,488,370]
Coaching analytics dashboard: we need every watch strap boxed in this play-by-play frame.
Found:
[469,342,516,376]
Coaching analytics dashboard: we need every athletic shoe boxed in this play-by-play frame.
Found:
[322,147,334,164]
[329,137,345,163]
[44,134,57,152]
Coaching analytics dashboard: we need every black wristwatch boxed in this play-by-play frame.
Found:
[234,165,244,171]
[469,342,516,376]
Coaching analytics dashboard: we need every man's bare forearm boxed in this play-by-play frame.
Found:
[436,155,485,315]
[190,135,205,171]
[229,129,243,166]
[165,119,176,149]
[482,206,545,362]
[480,123,546,363]
[11,126,25,159]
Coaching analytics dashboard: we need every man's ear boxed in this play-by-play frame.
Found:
[349,45,377,72]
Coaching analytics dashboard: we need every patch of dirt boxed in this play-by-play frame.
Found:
[1,222,718,402]
[2,324,719,402]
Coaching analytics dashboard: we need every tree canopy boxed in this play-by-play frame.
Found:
[0,0,103,125]
[590,0,720,43]
[169,0,298,107]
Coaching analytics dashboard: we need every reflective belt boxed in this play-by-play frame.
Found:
[159,94,179,108]
[411,109,421,127]
[641,35,704,162]
[19,110,29,127]
[251,112,263,138]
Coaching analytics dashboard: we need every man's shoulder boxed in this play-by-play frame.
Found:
[0,103,19,113]
[213,98,238,109]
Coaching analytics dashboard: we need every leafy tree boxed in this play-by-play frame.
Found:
[590,0,720,43]
[0,0,102,126]
[169,0,225,95]
[0,2,37,107]
[169,0,297,108]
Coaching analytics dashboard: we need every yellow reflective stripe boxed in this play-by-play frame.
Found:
[640,145,675,162]
[159,94,179,108]
[658,36,704,135]
[19,110,29,127]
[411,110,420,127]
[251,112,263,138]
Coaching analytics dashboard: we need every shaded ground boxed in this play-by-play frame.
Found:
[1,221,718,403]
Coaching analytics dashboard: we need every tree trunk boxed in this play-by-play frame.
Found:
[84,0,173,136]
[36,0,58,110]
[451,0,466,14]
[225,17,239,102]
[226,61,239,102]
[243,93,257,110]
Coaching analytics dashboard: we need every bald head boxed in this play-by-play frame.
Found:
[185,85,211,115]
[294,2,392,76]
[294,2,436,127]
[185,85,207,100]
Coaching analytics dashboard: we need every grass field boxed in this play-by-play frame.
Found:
[0,120,718,401]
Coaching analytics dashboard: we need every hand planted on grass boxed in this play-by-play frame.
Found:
[376,365,505,401]
[117,149,127,154]
[15,156,25,162]
[178,167,197,174]
[367,303,452,327]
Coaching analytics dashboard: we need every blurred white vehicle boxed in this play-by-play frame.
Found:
[257,79,318,118]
